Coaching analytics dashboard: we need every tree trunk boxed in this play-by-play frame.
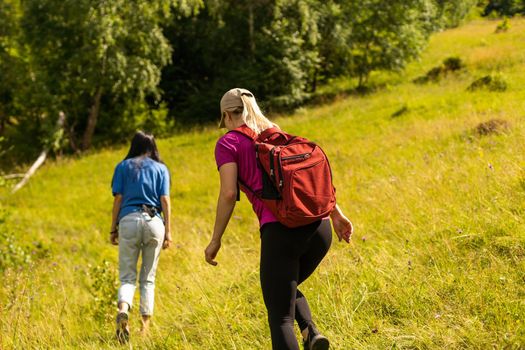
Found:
[68,128,80,154]
[248,3,255,57]
[310,67,318,93]
[64,118,80,154]
[358,73,364,88]
[82,87,103,151]
[11,111,66,194]
[11,150,47,193]
[357,42,371,89]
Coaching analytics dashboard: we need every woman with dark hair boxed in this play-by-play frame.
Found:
[110,131,172,343]
[205,88,353,350]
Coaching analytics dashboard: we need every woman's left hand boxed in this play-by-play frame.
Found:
[330,206,354,243]
[163,231,173,249]
[332,214,353,243]
[205,239,221,266]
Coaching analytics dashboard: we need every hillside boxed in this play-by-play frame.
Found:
[1,18,525,349]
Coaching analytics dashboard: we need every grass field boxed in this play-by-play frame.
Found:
[1,17,525,349]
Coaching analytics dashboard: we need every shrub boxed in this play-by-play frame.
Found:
[495,17,511,33]
[443,56,466,71]
[483,0,525,17]
[474,119,511,136]
[467,74,508,92]
[86,260,119,323]
[414,56,466,84]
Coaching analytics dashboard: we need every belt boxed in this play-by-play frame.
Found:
[140,204,159,217]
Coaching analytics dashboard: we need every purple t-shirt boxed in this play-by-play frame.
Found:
[215,131,278,227]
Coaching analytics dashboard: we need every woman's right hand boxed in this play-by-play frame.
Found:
[205,239,221,266]
[110,231,119,245]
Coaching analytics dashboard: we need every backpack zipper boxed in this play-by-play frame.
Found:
[270,147,276,182]
[281,153,311,161]
[278,149,313,189]
[277,152,284,190]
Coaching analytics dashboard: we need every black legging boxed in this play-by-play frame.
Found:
[260,219,332,350]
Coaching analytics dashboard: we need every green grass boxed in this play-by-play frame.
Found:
[2,18,525,349]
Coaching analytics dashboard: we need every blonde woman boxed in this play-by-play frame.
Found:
[205,88,353,350]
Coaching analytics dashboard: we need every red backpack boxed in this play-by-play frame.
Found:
[232,125,336,228]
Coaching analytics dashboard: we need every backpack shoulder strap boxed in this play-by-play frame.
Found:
[226,125,258,201]
[258,127,293,144]
[229,125,290,143]
[229,124,257,141]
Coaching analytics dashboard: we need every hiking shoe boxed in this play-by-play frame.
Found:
[303,323,329,350]
[115,311,130,344]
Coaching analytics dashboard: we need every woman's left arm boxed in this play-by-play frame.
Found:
[330,203,353,243]
[110,194,122,245]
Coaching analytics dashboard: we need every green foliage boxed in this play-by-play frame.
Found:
[483,0,525,16]
[0,206,49,271]
[1,0,478,160]
[19,0,179,150]
[262,0,322,107]
[86,260,119,324]
[95,103,174,145]
[161,0,324,120]
[467,73,508,91]
[0,0,201,163]
[0,0,33,162]
[495,16,511,32]
[414,56,466,83]
[340,0,436,87]
[0,210,31,270]
[434,0,479,28]
[161,0,472,121]
[0,136,10,161]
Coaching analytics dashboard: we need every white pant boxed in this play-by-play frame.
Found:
[118,211,164,316]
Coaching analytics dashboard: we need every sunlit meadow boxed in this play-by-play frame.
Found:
[1,17,525,349]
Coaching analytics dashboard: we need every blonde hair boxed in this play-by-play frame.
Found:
[228,94,275,134]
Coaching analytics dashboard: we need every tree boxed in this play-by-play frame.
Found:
[161,0,324,122]
[19,0,201,151]
[1,0,477,163]
[160,0,469,124]
[0,0,24,137]
[434,0,478,28]
[338,0,436,87]
[483,0,525,16]
[261,0,322,104]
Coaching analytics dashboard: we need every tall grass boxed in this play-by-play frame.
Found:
[1,18,525,349]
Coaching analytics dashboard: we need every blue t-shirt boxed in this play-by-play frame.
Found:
[111,157,170,222]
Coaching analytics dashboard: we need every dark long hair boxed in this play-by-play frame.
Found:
[124,131,162,162]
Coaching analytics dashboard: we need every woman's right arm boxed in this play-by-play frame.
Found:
[110,194,122,245]
[204,162,238,266]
